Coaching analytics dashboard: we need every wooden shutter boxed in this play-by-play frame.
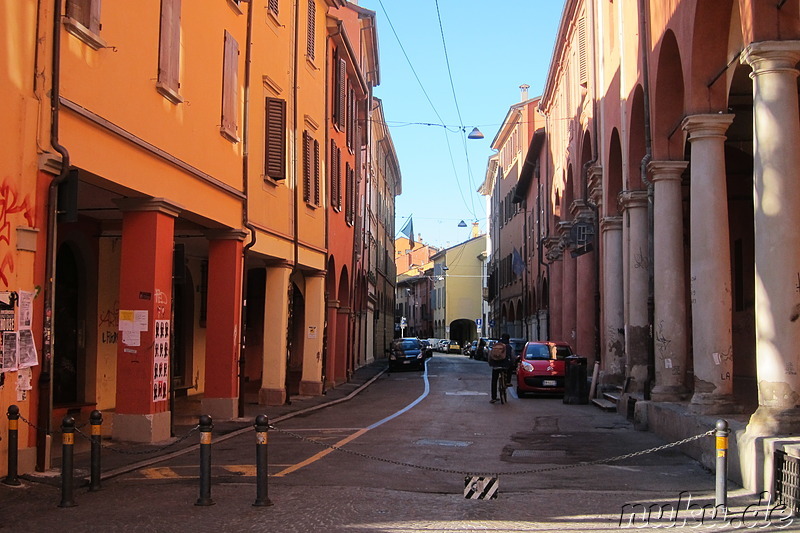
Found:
[337,148,343,208]
[157,0,181,102]
[303,131,312,202]
[89,0,101,34]
[345,163,354,224]
[313,139,320,206]
[265,97,286,180]
[66,0,101,34]
[337,58,346,130]
[268,0,279,16]
[221,31,239,141]
[578,16,587,86]
[346,85,355,148]
[330,140,338,208]
[306,0,315,60]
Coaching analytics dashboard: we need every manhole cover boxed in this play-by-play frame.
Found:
[512,449,567,458]
[415,438,472,447]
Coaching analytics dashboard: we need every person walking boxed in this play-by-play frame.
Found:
[489,333,513,403]
[475,338,487,361]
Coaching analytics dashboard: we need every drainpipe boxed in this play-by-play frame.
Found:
[37,0,71,472]
[237,0,256,418]
[292,0,301,272]
[637,0,655,400]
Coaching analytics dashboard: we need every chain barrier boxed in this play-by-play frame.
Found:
[74,425,200,455]
[17,413,200,456]
[269,424,715,478]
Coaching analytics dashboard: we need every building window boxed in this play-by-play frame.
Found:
[264,97,286,180]
[221,31,240,142]
[157,0,182,104]
[330,140,341,210]
[64,0,106,50]
[306,0,316,61]
[345,163,354,224]
[303,131,320,206]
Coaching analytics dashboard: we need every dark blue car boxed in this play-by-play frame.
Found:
[389,337,426,371]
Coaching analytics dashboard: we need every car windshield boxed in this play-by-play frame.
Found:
[396,340,419,350]
[554,345,572,360]
[525,344,551,360]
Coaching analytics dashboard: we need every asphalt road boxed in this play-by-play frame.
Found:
[2,354,793,532]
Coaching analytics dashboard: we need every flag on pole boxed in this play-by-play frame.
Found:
[400,217,414,247]
[512,247,525,277]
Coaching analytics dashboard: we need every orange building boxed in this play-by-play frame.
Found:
[0,0,396,477]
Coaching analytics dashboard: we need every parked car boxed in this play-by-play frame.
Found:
[419,339,434,359]
[437,339,450,352]
[509,338,528,364]
[447,340,461,354]
[464,340,478,357]
[388,337,427,371]
[515,340,574,396]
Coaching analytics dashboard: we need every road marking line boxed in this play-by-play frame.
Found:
[274,359,432,477]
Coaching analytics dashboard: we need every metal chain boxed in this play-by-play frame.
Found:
[73,424,200,455]
[18,413,87,433]
[17,413,200,456]
[270,424,715,478]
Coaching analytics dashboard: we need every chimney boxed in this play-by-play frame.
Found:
[520,84,530,102]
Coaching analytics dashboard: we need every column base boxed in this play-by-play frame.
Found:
[650,384,691,402]
[689,392,743,415]
[300,380,323,396]
[747,406,800,436]
[112,411,171,443]
[201,397,238,420]
[258,387,286,406]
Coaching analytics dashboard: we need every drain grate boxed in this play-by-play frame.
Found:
[775,450,800,516]
[512,449,567,459]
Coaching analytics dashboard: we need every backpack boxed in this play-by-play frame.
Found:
[489,342,507,361]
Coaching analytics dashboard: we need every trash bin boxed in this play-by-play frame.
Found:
[563,355,588,404]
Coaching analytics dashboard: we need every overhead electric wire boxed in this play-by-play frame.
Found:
[376,0,483,224]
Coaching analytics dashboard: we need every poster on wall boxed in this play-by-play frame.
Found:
[153,319,170,402]
[2,331,18,372]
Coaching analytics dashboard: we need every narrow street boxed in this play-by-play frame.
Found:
[1,354,768,532]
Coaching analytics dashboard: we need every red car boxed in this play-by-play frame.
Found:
[515,341,573,397]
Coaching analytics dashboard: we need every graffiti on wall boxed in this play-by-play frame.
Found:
[0,180,35,286]
[100,300,119,344]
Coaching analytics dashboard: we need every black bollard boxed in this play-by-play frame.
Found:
[715,419,729,509]
[253,414,273,507]
[89,410,102,492]
[59,416,77,508]
[195,415,214,506]
[2,405,21,486]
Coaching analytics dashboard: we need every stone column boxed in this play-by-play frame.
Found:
[648,160,690,401]
[741,41,800,432]
[601,216,625,386]
[259,262,292,406]
[300,272,326,396]
[573,200,597,365]
[682,114,737,413]
[325,298,339,389]
[202,230,246,419]
[113,198,180,443]
[544,236,563,340]
[559,221,577,344]
[620,191,649,394]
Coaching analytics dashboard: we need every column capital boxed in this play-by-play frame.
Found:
[114,197,182,217]
[647,160,689,183]
[588,164,603,206]
[600,216,622,233]
[741,40,800,74]
[618,190,648,210]
[681,114,735,141]
[205,228,249,241]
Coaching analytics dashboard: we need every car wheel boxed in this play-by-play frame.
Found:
[516,386,526,398]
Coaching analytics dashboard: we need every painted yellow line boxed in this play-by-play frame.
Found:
[141,466,181,479]
[273,427,369,477]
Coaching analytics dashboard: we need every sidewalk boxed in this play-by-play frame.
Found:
[22,358,389,485]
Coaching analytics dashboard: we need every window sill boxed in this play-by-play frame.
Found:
[220,127,240,144]
[63,16,107,50]
[156,83,184,105]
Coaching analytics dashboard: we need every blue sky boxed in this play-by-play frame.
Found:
[356,1,565,249]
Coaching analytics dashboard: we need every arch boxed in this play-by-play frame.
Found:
[579,131,594,192]
[653,29,685,159]
[337,265,350,303]
[688,0,737,112]
[607,128,623,216]
[628,85,647,190]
